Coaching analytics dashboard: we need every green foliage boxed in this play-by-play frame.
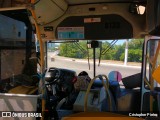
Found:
[58,39,144,62]
[113,45,125,60]
[59,42,88,58]
[128,49,142,62]
[120,53,125,61]
[119,49,142,62]
[128,39,144,49]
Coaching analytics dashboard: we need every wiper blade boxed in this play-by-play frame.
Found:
[74,42,87,54]
[98,40,118,66]
[87,42,90,70]
[102,40,118,55]
[74,41,90,70]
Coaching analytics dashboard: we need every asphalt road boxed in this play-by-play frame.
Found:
[47,52,141,79]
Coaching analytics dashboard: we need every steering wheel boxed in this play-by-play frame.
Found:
[45,67,61,84]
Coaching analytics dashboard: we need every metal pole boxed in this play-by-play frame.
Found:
[45,42,48,68]
[93,47,96,77]
[124,39,129,65]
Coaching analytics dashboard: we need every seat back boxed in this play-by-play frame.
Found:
[74,76,90,91]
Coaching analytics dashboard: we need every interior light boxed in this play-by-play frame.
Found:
[129,3,145,15]
[137,5,146,15]
[102,6,108,10]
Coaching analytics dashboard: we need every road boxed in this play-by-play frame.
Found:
[47,52,141,78]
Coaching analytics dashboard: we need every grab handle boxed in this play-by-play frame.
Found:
[84,74,112,112]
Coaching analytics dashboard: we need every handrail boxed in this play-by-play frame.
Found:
[84,74,112,112]
[144,77,151,89]
[29,1,45,120]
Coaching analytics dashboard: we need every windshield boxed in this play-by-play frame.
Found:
[47,39,142,79]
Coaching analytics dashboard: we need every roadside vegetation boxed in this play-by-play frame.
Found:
[53,39,143,62]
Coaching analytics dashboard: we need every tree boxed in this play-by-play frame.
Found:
[100,41,115,60]
[128,49,142,62]
[113,44,125,60]
[58,39,144,63]
[59,41,88,58]
[128,39,144,49]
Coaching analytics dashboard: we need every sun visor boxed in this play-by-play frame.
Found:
[34,0,68,25]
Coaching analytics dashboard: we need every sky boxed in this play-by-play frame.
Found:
[53,39,127,46]
[104,39,126,45]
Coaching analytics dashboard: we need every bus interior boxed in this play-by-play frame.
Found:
[0,0,160,119]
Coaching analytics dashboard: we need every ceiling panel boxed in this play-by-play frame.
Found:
[65,0,146,5]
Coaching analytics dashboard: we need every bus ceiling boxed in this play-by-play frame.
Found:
[0,0,160,40]
[38,0,147,40]
[65,0,147,5]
